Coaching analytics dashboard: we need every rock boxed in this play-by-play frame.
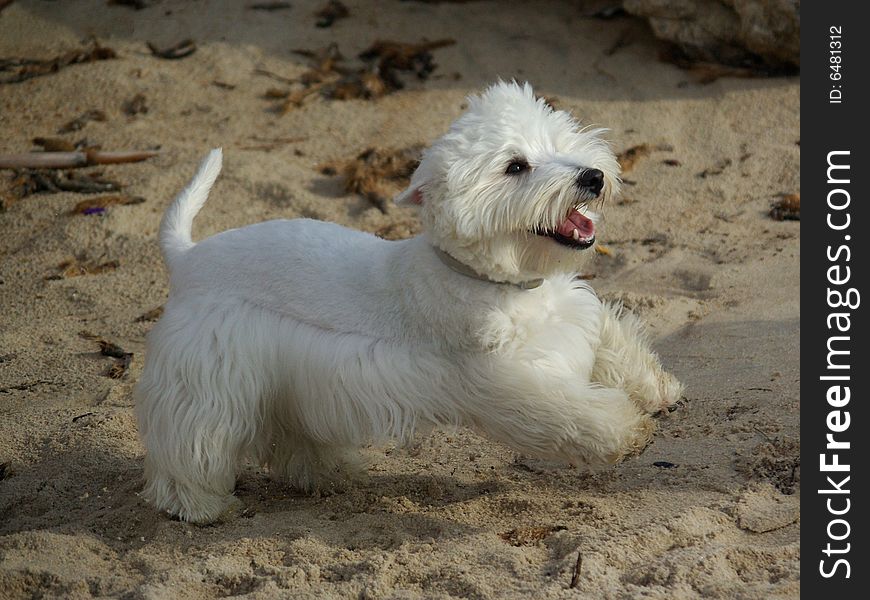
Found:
[623,0,800,69]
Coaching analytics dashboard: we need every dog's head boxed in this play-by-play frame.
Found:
[397,81,620,284]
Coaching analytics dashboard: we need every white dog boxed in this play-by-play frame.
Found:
[136,81,683,523]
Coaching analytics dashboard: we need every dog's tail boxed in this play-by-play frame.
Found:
[159,148,223,266]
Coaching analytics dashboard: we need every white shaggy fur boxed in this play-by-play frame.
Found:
[136,82,683,523]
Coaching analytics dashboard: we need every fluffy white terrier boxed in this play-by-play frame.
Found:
[136,81,683,523]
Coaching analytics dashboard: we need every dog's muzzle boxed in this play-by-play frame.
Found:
[532,168,602,250]
[577,168,604,197]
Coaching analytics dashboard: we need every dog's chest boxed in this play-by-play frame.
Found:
[477,278,601,378]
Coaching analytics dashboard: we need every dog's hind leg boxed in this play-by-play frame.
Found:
[266,433,361,493]
[262,408,362,493]
[138,396,244,523]
[136,317,261,523]
[142,450,241,524]
[591,301,684,414]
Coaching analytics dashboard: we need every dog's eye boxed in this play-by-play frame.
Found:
[505,160,529,175]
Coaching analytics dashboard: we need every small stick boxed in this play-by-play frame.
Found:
[248,2,292,10]
[569,550,583,588]
[0,150,158,169]
[147,39,197,60]
[253,68,297,85]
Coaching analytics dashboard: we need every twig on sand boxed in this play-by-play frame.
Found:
[569,550,583,588]
[58,109,107,133]
[248,2,292,10]
[0,150,158,169]
[0,40,116,84]
[254,68,297,85]
[108,0,150,9]
[238,135,307,151]
[147,39,197,60]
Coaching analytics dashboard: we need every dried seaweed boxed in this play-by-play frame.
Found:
[696,158,732,178]
[58,109,107,133]
[8,169,121,198]
[122,93,148,116]
[147,39,197,60]
[135,306,164,322]
[616,144,650,174]
[264,39,454,111]
[321,146,423,213]
[0,41,116,85]
[80,331,133,379]
[315,0,348,28]
[278,84,328,111]
[617,143,675,173]
[769,194,799,221]
[292,43,347,82]
[359,39,455,86]
[71,194,145,215]
[499,525,566,547]
[326,73,387,102]
[105,356,132,379]
[49,259,120,280]
[0,380,53,394]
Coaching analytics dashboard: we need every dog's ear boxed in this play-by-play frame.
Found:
[394,187,424,206]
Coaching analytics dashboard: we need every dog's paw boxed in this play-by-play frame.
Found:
[655,371,685,412]
[635,370,685,415]
[618,414,657,462]
[169,494,243,525]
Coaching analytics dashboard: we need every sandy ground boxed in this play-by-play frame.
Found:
[0,1,800,598]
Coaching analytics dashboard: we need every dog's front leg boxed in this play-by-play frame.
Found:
[461,366,655,466]
[591,301,684,414]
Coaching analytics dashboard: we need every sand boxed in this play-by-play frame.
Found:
[0,1,799,598]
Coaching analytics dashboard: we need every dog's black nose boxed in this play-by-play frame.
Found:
[578,168,604,196]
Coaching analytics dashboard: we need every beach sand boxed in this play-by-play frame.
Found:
[0,1,799,598]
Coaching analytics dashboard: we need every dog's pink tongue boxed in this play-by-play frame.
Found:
[556,210,595,239]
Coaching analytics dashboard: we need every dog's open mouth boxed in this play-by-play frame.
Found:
[535,208,595,249]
